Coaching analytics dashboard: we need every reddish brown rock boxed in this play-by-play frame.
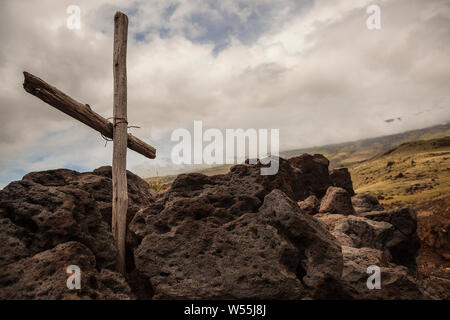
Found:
[418,215,450,260]
[352,194,384,214]
[297,195,320,215]
[316,213,429,299]
[0,166,154,270]
[131,190,343,299]
[288,154,331,198]
[319,186,355,215]
[329,168,355,196]
[359,208,421,272]
[0,241,133,300]
[339,246,428,299]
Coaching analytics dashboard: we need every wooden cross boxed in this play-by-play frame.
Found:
[22,12,155,275]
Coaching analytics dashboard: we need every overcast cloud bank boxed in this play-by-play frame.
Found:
[0,0,449,187]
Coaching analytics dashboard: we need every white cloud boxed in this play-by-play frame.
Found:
[0,0,449,187]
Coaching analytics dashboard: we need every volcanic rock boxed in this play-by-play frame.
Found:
[359,208,421,271]
[0,155,430,300]
[316,211,428,299]
[351,194,384,214]
[329,168,355,196]
[288,154,331,198]
[319,186,355,215]
[418,214,450,260]
[297,195,320,215]
[339,246,426,299]
[0,166,154,270]
[131,190,343,299]
[0,241,132,299]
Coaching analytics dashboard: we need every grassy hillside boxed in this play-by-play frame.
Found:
[282,123,450,168]
[349,136,450,217]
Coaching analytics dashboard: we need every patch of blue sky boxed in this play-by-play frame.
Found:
[95,0,314,52]
[0,168,28,187]
[182,0,313,53]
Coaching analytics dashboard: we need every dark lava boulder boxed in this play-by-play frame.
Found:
[316,212,429,299]
[352,194,384,214]
[288,154,331,198]
[0,155,429,300]
[359,208,421,272]
[329,168,355,196]
[0,241,133,299]
[297,195,320,215]
[131,190,343,299]
[319,187,355,215]
[0,167,153,300]
[0,166,154,270]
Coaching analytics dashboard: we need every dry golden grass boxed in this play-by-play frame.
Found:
[349,137,450,216]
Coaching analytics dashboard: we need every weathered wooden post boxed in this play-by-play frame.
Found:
[112,11,129,275]
[23,11,156,276]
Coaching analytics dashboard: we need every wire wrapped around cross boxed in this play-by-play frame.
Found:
[101,117,141,147]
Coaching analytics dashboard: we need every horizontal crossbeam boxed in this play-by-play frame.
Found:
[23,72,156,159]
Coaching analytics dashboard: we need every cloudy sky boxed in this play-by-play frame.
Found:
[0,0,449,187]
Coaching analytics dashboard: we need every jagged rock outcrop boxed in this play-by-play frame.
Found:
[316,210,427,299]
[0,169,117,269]
[418,215,450,260]
[329,168,355,196]
[131,190,343,299]
[359,208,421,271]
[352,194,384,214]
[288,154,331,198]
[0,155,430,300]
[319,186,355,215]
[0,166,153,299]
[91,166,155,226]
[339,246,425,299]
[0,242,133,299]
[297,195,320,215]
[316,214,394,250]
[0,166,154,270]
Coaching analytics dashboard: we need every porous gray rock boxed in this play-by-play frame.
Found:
[316,211,420,271]
[288,154,331,198]
[339,246,427,299]
[329,168,355,196]
[0,167,154,270]
[319,186,355,215]
[316,210,428,299]
[352,194,384,214]
[333,215,394,250]
[0,241,133,300]
[359,208,421,272]
[0,155,430,300]
[131,190,343,299]
[297,195,320,215]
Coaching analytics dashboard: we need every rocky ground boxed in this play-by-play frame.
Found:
[0,155,443,299]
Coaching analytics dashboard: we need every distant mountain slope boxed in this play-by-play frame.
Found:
[349,136,450,216]
[145,123,450,186]
[282,123,450,168]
